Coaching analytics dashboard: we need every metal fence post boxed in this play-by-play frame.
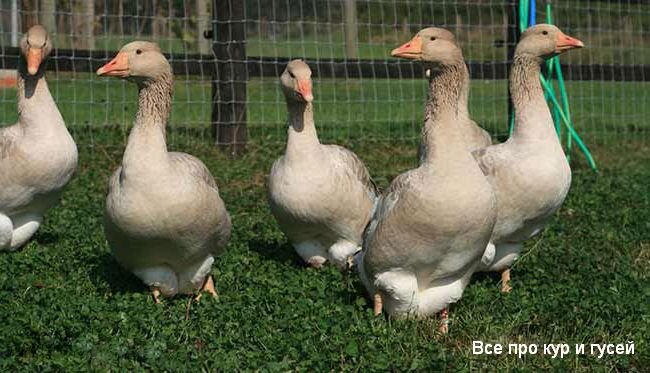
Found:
[212,0,248,156]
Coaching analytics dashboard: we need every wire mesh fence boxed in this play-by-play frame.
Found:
[0,0,648,150]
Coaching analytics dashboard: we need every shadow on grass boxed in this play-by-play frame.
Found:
[470,270,501,286]
[338,266,373,307]
[32,229,61,246]
[88,252,144,295]
[247,237,306,268]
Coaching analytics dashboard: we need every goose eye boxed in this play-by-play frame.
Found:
[542,31,548,35]
[430,37,436,41]
[289,72,295,78]
[136,49,142,55]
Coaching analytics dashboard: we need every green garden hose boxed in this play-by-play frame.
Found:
[507,0,597,171]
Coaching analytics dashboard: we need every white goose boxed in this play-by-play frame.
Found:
[474,24,583,292]
[267,60,378,269]
[0,25,78,251]
[408,29,491,162]
[356,28,497,332]
[97,42,231,302]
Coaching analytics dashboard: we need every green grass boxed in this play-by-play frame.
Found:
[0,127,647,370]
[1,75,649,147]
[0,73,649,369]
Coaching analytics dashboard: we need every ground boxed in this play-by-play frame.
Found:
[0,74,649,369]
[0,125,647,370]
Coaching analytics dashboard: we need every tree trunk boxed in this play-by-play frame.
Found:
[196,0,211,55]
[401,17,409,39]
[167,0,173,38]
[39,0,56,34]
[82,0,94,49]
[343,0,358,59]
[118,0,124,36]
[152,0,165,41]
[21,0,38,31]
[455,14,462,40]
[213,0,248,155]
[72,0,94,49]
[137,1,148,36]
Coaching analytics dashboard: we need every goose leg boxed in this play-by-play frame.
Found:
[346,255,355,271]
[373,292,383,316]
[134,266,178,301]
[328,240,361,269]
[0,214,13,250]
[152,288,162,304]
[195,275,218,302]
[3,214,41,251]
[438,308,449,334]
[294,241,327,268]
[500,269,512,293]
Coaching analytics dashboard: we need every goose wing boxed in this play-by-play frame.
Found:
[0,125,20,161]
[323,144,378,198]
[169,152,218,190]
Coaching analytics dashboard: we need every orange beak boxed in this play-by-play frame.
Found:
[26,48,43,75]
[96,52,130,77]
[555,32,584,53]
[391,36,422,59]
[296,79,313,102]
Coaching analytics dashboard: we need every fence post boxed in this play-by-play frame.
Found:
[10,0,19,46]
[506,1,520,133]
[197,0,211,55]
[344,0,358,59]
[212,0,248,155]
[40,0,56,34]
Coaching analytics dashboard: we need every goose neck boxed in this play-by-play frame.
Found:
[285,101,320,160]
[122,73,174,171]
[424,62,468,122]
[16,58,61,130]
[420,62,468,163]
[135,73,173,129]
[510,54,557,141]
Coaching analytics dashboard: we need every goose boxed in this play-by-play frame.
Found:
[409,29,491,163]
[97,41,231,303]
[267,60,378,269]
[473,24,583,292]
[0,25,78,251]
[356,28,497,332]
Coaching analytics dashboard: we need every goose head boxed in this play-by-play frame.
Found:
[20,25,52,76]
[96,41,171,87]
[515,24,583,60]
[392,27,463,67]
[280,59,313,103]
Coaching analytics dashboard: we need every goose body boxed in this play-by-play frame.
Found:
[358,29,497,322]
[98,42,231,300]
[474,25,583,291]
[0,25,77,251]
[268,60,377,268]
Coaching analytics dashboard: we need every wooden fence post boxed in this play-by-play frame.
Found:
[40,0,56,34]
[506,1,520,132]
[344,0,358,59]
[212,0,247,155]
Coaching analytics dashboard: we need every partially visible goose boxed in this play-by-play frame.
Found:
[474,24,583,292]
[406,28,491,162]
[356,29,497,332]
[267,60,378,269]
[0,25,78,251]
[97,42,231,302]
